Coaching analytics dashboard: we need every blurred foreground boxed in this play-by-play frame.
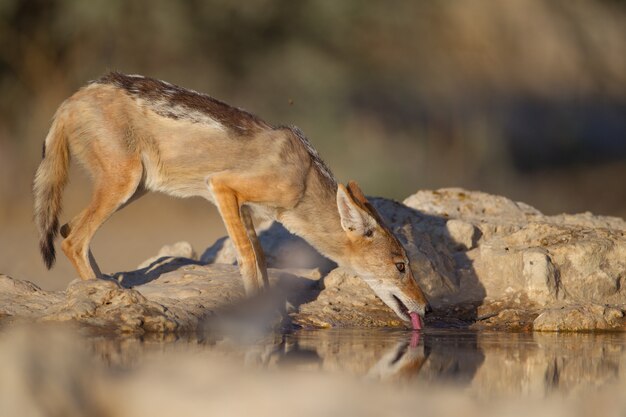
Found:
[1,324,625,417]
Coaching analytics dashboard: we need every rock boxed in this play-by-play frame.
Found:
[293,268,405,328]
[1,188,625,332]
[0,265,318,334]
[43,278,180,333]
[445,219,478,250]
[137,241,197,269]
[401,188,626,329]
[403,188,543,225]
[533,304,625,331]
[294,188,625,330]
[0,274,64,318]
[522,249,558,304]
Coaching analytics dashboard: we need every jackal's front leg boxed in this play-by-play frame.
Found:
[208,177,267,296]
[241,205,269,288]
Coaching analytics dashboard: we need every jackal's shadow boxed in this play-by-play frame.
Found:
[111,257,205,287]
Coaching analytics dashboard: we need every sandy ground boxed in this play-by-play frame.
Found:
[0,185,226,291]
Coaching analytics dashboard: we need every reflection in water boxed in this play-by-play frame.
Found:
[2,322,626,417]
[365,332,428,381]
[471,332,626,399]
[2,324,625,417]
[81,328,626,397]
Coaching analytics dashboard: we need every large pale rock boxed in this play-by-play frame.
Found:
[296,188,626,331]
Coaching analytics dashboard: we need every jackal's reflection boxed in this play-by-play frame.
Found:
[240,330,484,384]
[238,330,432,382]
[84,329,626,395]
[86,329,485,385]
[365,332,429,381]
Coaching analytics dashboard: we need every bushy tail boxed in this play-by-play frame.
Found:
[33,115,70,269]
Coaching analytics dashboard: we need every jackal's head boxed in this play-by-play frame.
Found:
[337,181,430,330]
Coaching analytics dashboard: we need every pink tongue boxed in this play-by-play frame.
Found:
[409,312,423,330]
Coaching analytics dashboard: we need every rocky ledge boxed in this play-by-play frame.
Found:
[1,188,625,333]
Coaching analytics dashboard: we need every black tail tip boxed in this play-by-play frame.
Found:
[40,237,56,270]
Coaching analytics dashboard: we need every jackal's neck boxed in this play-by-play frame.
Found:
[277,172,350,265]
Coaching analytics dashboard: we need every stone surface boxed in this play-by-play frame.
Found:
[0,264,318,334]
[522,249,558,304]
[1,188,625,332]
[445,219,478,250]
[533,304,625,332]
[297,189,626,331]
[293,268,406,328]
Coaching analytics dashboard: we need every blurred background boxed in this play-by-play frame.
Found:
[0,0,625,288]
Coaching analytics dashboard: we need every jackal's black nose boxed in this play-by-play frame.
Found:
[424,303,432,315]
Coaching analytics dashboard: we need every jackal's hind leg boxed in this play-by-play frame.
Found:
[61,158,143,280]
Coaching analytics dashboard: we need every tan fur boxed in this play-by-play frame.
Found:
[33,73,429,322]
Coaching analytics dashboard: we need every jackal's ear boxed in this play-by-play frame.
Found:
[347,180,368,205]
[337,184,376,237]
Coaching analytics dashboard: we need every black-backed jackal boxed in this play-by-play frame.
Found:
[33,73,430,329]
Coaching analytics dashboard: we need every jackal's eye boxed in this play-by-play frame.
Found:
[395,262,405,273]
